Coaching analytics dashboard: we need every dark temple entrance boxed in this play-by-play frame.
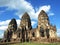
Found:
[21,27,28,42]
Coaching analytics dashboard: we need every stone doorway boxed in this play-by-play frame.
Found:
[21,27,29,42]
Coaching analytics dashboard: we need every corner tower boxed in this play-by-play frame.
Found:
[8,18,17,32]
[37,10,50,38]
[4,18,17,42]
[38,10,50,30]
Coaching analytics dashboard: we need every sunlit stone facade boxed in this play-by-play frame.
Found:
[3,10,57,42]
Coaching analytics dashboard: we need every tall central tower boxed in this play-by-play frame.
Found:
[19,12,32,42]
[20,12,32,30]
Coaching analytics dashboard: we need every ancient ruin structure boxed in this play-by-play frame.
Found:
[2,10,57,42]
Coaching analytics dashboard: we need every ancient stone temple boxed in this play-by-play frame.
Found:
[2,10,57,42]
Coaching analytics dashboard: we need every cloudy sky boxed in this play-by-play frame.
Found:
[0,0,60,38]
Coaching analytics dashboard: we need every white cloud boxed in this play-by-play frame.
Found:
[0,0,54,20]
[31,21,37,26]
[37,5,50,13]
[57,29,60,37]
[0,33,4,38]
[48,13,54,16]
[0,26,8,30]
[0,20,11,30]
[0,0,10,6]
[16,19,20,26]
[0,20,10,26]
[0,21,8,30]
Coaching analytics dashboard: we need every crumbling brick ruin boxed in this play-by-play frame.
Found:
[2,10,57,42]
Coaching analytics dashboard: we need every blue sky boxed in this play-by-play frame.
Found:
[0,0,60,38]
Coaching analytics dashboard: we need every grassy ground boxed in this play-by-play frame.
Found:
[8,42,60,45]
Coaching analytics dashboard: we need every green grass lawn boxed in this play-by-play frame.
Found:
[8,42,60,45]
